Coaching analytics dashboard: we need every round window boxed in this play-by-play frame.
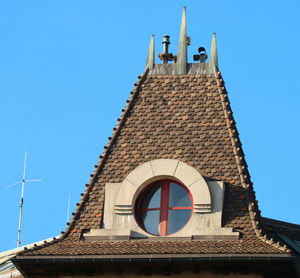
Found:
[135,180,193,236]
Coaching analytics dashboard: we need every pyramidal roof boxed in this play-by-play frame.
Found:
[15,7,295,261]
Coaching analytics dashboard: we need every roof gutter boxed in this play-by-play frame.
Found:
[13,255,300,278]
[13,253,294,263]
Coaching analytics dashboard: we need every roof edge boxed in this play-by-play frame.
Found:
[262,217,300,231]
[13,253,294,262]
[59,68,149,240]
[213,67,291,254]
[16,70,150,257]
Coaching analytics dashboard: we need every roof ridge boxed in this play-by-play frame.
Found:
[213,68,291,254]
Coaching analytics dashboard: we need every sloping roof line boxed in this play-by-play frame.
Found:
[262,217,300,232]
[0,236,57,263]
[18,66,290,256]
[0,237,57,278]
[61,69,150,239]
[66,69,149,236]
[213,68,289,253]
[17,69,151,256]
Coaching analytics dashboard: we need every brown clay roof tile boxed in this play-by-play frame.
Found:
[18,71,291,257]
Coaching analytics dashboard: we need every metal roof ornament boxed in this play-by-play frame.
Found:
[146,7,214,75]
[177,6,187,75]
[158,35,176,64]
[209,32,218,73]
[145,34,155,71]
[193,47,208,63]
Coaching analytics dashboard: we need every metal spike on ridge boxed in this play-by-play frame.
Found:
[209,32,218,73]
[145,34,155,71]
[177,7,187,75]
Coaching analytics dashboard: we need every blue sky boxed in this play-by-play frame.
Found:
[0,0,300,252]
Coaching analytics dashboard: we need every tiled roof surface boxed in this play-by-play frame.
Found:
[262,217,300,242]
[19,72,290,256]
[22,239,284,256]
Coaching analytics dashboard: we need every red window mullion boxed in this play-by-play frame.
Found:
[158,181,170,236]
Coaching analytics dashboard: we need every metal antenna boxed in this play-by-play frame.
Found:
[5,150,42,247]
[66,193,71,223]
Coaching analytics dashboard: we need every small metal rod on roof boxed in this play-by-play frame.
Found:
[158,35,176,64]
[162,35,170,63]
[17,150,27,248]
[66,193,71,223]
[17,151,42,248]
[5,150,42,248]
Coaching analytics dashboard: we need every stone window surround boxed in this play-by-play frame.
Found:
[83,159,239,241]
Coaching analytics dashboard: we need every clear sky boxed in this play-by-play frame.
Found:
[0,0,300,252]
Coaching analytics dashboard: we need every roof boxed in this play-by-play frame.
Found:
[262,217,300,256]
[0,237,56,278]
[15,72,292,257]
[14,8,300,265]
[262,217,300,241]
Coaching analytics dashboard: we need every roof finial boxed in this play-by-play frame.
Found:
[177,7,187,75]
[209,32,218,73]
[145,34,155,71]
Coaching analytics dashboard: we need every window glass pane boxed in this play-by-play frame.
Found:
[138,210,160,235]
[167,209,192,234]
[138,183,161,209]
[169,183,192,207]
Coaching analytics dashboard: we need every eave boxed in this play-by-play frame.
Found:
[13,254,299,278]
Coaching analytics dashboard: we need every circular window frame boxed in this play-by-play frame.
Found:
[134,179,194,236]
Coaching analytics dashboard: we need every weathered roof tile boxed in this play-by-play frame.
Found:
[18,72,291,256]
